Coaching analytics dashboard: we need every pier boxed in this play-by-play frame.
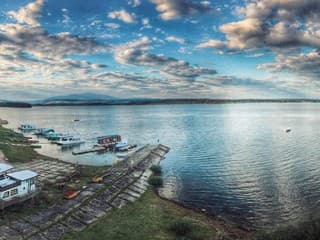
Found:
[0,144,170,240]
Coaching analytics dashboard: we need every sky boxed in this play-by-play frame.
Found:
[0,0,319,100]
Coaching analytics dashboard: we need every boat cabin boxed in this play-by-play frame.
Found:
[97,135,121,145]
[19,124,36,131]
[0,163,38,208]
[35,128,54,136]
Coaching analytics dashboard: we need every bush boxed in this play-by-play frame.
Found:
[150,165,162,175]
[169,219,208,240]
[148,176,163,187]
[169,219,193,236]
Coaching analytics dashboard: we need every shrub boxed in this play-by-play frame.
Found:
[169,219,193,236]
[150,165,162,175]
[148,176,163,187]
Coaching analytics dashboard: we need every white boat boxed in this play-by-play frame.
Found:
[56,136,85,146]
[47,132,70,141]
[18,124,36,131]
[115,139,129,151]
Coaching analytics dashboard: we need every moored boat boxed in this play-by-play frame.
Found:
[115,139,129,151]
[19,124,36,131]
[56,136,84,146]
[97,135,121,145]
[35,128,54,136]
[47,132,69,141]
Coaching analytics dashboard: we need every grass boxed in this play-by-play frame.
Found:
[63,190,217,240]
[0,126,38,163]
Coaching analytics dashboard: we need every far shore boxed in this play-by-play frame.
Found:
[2,98,320,108]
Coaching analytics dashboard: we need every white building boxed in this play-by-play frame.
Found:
[0,163,38,209]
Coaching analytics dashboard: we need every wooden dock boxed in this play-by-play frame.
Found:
[72,144,138,155]
[72,146,113,155]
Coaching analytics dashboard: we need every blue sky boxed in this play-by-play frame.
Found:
[0,0,319,100]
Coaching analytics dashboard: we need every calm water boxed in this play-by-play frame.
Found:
[1,103,320,228]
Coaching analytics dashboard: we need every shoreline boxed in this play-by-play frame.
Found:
[156,190,253,239]
[0,118,251,239]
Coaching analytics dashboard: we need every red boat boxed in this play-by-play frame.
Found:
[64,189,80,200]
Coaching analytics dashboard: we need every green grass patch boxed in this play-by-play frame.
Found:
[0,143,38,163]
[63,190,217,240]
[0,126,39,163]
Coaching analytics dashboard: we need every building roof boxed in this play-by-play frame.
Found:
[0,177,17,188]
[7,170,38,181]
[0,163,13,173]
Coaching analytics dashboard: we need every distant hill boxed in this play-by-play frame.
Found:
[37,92,117,105]
[32,97,320,106]
[0,101,32,108]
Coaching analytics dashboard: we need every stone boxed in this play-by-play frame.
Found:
[0,225,22,240]
[63,216,87,232]
[111,197,128,209]
[124,189,141,199]
[118,193,137,203]
[72,209,98,225]
[88,198,112,212]
[10,219,38,237]
[26,234,47,240]
[74,190,95,203]
[128,185,146,195]
[41,223,70,240]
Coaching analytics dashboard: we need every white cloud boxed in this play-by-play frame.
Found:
[151,0,211,20]
[108,9,136,23]
[166,36,185,44]
[8,0,44,26]
[105,23,120,29]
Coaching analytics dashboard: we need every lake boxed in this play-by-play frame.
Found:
[1,103,320,229]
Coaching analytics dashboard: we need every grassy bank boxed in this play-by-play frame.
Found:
[64,190,219,240]
[0,126,38,163]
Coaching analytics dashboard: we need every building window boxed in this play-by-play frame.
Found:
[11,189,18,196]
[3,191,9,198]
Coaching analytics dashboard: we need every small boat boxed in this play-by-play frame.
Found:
[91,177,103,183]
[19,124,36,131]
[116,153,128,159]
[64,189,80,200]
[56,136,85,146]
[286,128,291,133]
[47,132,69,141]
[115,139,129,151]
[35,128,54,136]
[73,119,80,122]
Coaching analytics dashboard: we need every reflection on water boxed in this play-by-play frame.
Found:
[1,103,320,228]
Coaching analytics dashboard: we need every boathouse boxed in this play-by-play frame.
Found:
[0,163,38,209]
